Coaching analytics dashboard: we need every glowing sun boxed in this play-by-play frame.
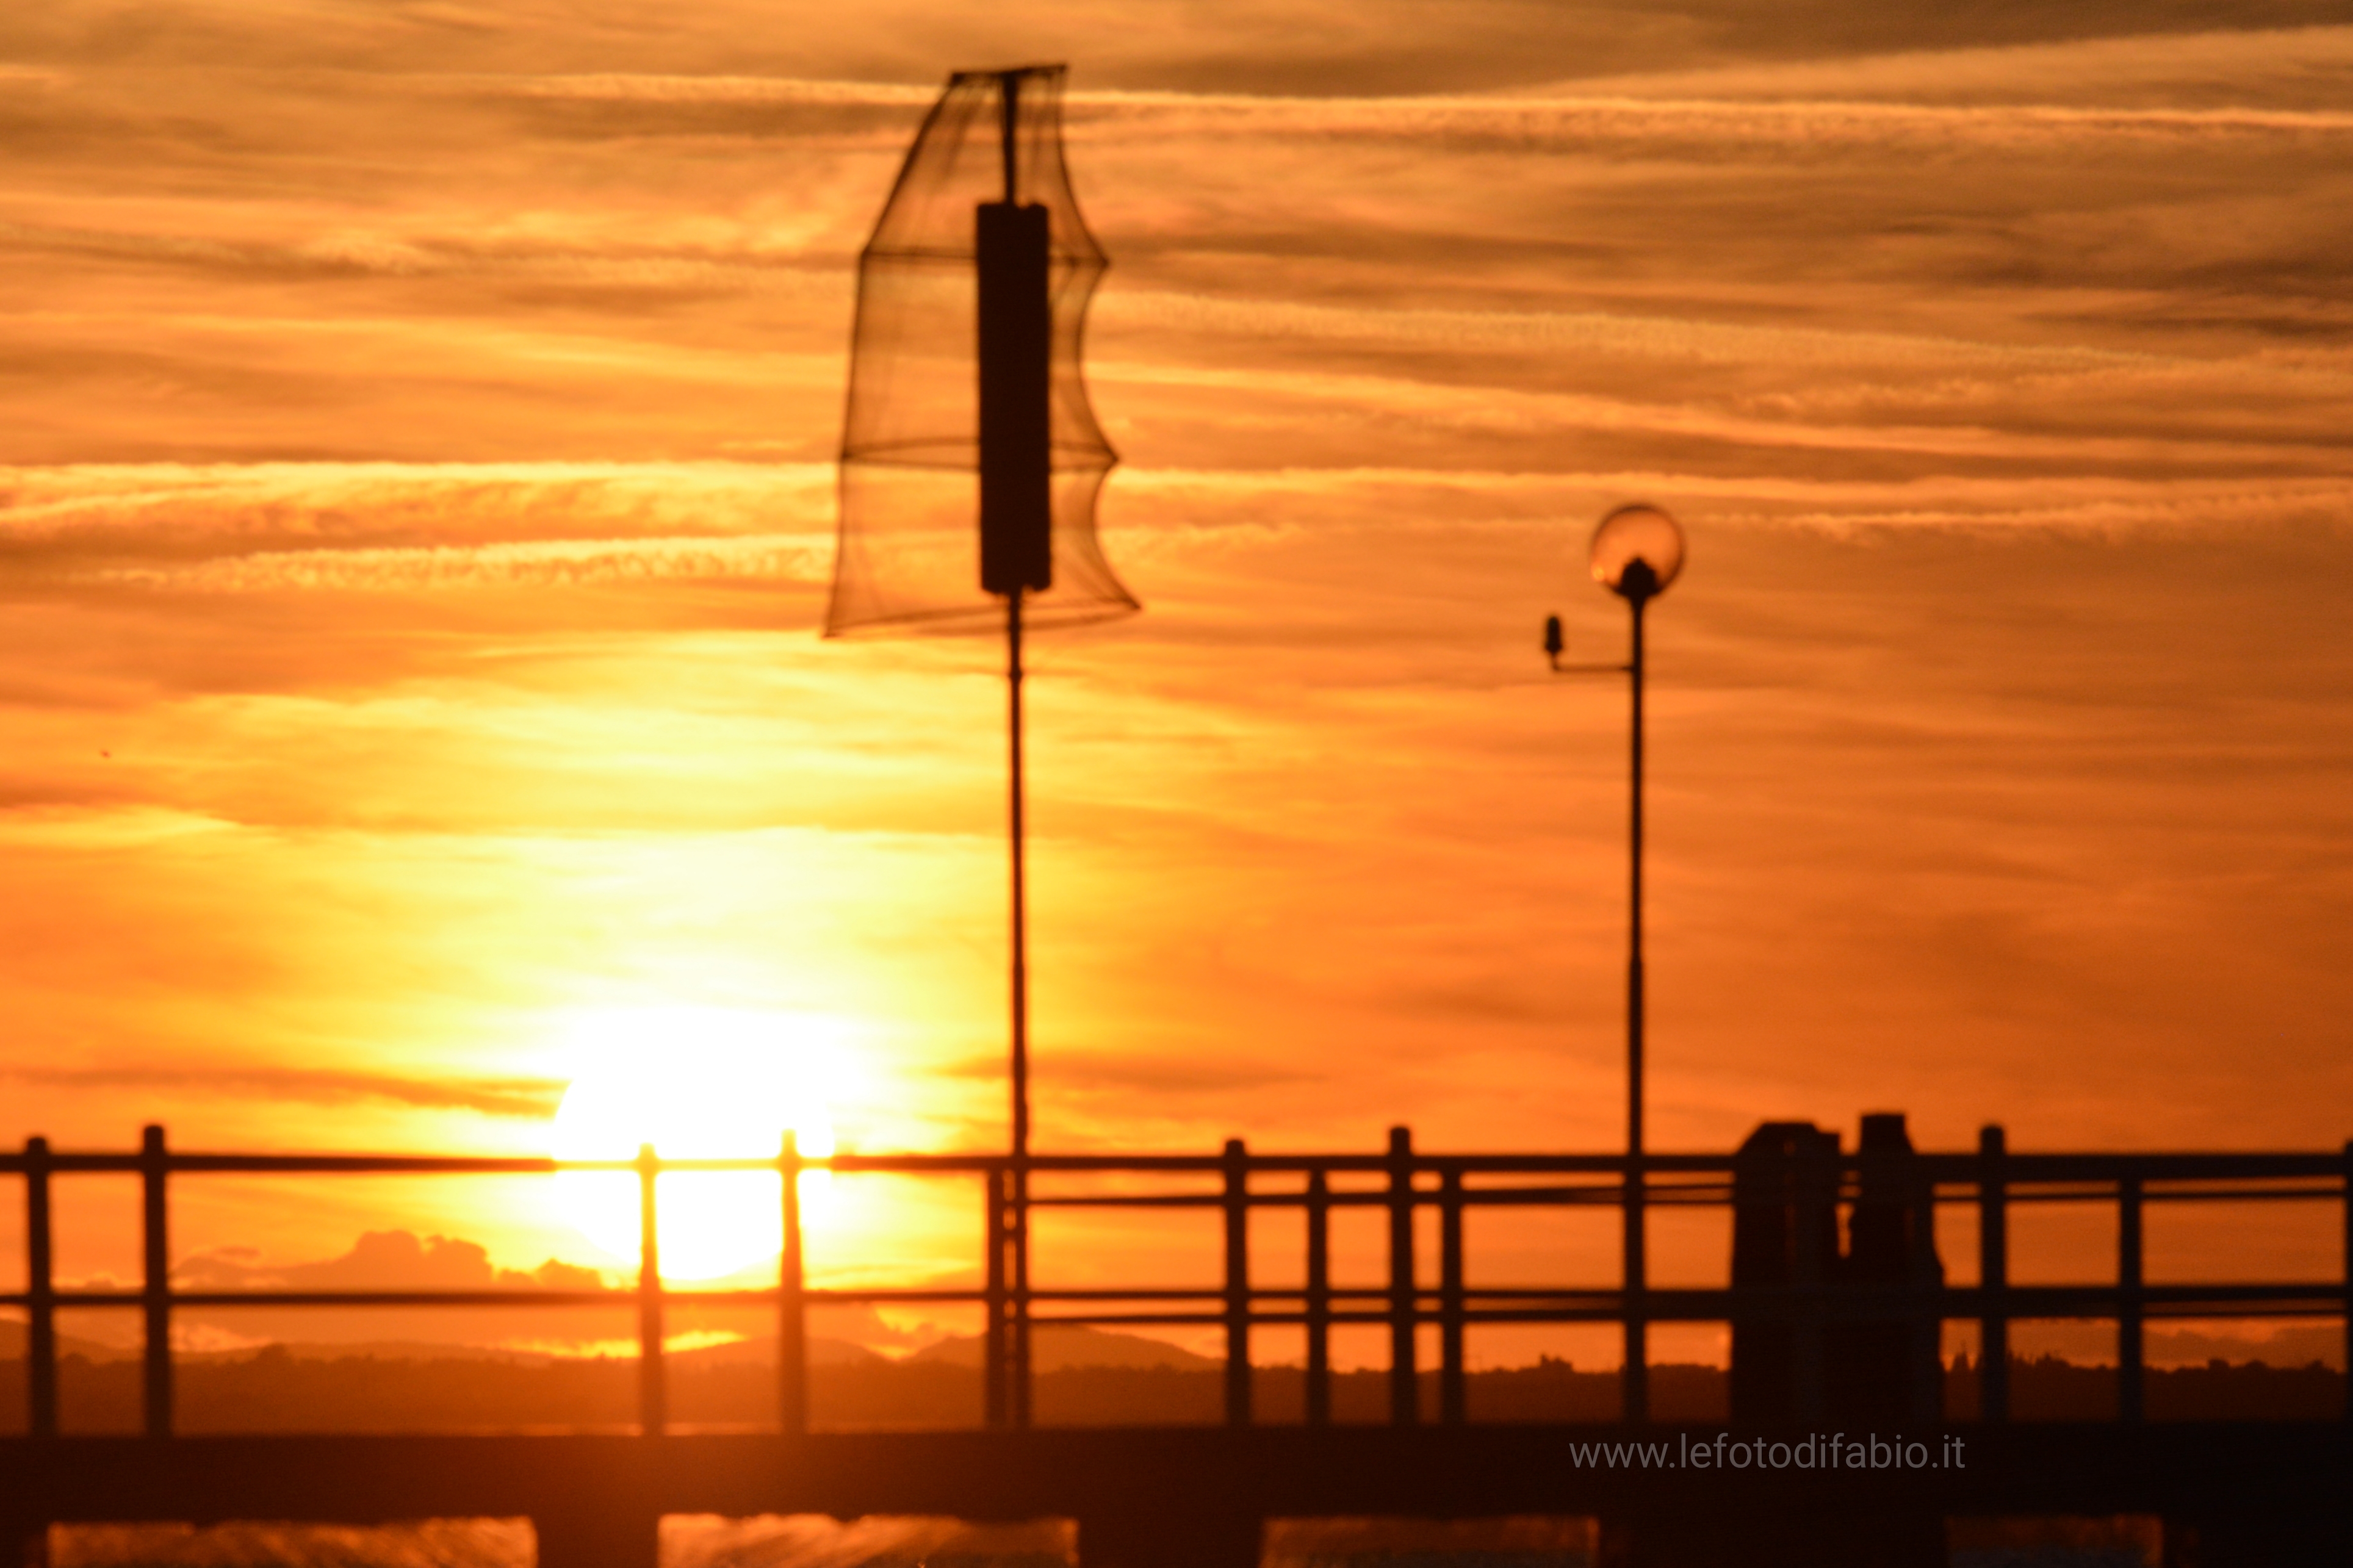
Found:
[550,1007,836,1281]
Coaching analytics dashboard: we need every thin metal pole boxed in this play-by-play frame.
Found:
[1908,1160,1943,1424]
[1306,1169,1330,1426]
[1008,584,1032,1429]
[140,1124,171,1439]
[1223,1138,1251,1426]
[26,1136,56,1439]
[1628,588,1646,1173]
[1387,1125,1418,1425]
[1791,1131,1828,1426]
[778,1129,806,1436]
[984,1165,1008,1428]
[1440,1167,1466,1425]
[636,1142,665,1436]
[999,71,1020,204]
[1979,1124,2010,1422]
[1621,591,1649,1423]
[2117,1175,2144,1424]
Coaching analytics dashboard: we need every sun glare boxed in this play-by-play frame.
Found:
[549,1007,838,1281]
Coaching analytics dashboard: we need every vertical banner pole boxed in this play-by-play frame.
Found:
[984,1164,1008,1428]
[636,1142,666,1436]
[977,71,1050,1432]
[1009,584,1032,1428]
[779,1129,807,1435]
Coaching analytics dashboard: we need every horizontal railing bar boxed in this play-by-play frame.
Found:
[1979,1187,2342,1205]
[12,1279,2339,1312]
[1915,1154,2350,1181]
[1027,1312,1225,1328]
[151,1290,638,1309]
[2139,1303,2349,1321]
[1028,1194,1225,1209]
[0,1149,1814,1177]
[2,1148,2341,1182]
[1026,1188,1737,1212]
[2055,1186,2342,1204]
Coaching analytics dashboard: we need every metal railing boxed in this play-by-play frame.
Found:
[3,1124,2348,1437]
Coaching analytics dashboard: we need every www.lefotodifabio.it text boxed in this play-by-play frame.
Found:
[1565,1434,1966,1469]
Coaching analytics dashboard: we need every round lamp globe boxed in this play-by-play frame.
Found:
[1590,504,1686,600]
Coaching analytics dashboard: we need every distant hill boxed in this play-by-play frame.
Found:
[912,1325,1219,1372]
[0,1321,132,1363]
[0,1322,876,1370]
[1,1332,2337,1433]
[667,1334,882,1368]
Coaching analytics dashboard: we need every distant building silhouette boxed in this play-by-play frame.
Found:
[1831,1111,1944,1426]
[1729,1120,1840,1423]
[1725,1113,1947,1568]
[1729,1112,1944,1427]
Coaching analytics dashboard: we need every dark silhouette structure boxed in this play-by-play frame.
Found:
[825,66,1144,1435]
[1717,1116,1951,1567]
[3,1121,2348,1568]
[1728,1120,1842,1426]
[1832,1113,1946,1431]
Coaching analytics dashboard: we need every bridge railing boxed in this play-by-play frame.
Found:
[2,1125,2347,1437]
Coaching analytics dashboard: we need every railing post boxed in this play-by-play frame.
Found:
[1386,1125,1417,1425]
[636,1143,665,1436]
[25,1137,56,1439]
[1623,1146,1648,1425]
[1790,1129,1828,1426]
[1011,1160,1032,1430]
[984,1164,1008,1428]
[778,1129,807,1436]
[1978,1124,2009,1422]
[1306,1168,1330,1426]
[1223,1138,1250,1426]
[1440,1166,1466,1425]
[2343,1140,2351,1428]
[139,1124,171,1439]
[2117,1174,2143,1424]
[1908,1159,1942,1425]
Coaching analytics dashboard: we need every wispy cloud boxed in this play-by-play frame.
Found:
[4,1063,561,1118]
[0,4,2348,1307]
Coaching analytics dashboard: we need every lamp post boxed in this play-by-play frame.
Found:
[1549,502,1685,1423]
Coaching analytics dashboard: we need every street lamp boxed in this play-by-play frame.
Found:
[1547,501,1685,1423]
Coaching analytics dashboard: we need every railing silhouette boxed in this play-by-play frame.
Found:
[4,1126,2348,1439]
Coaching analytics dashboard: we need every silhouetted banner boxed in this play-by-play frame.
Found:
[826,66,1137,636]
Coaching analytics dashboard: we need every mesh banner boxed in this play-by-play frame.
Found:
[824,67,1139,638]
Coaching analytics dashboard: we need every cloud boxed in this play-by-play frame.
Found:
[0,7,2347,1314]
[1,1063,561,1118]
[84,533,835,593]
[157,1229,934,1354]
[1558,24,2353,109]
[0,461,837,579]
[177,1229,593,1292]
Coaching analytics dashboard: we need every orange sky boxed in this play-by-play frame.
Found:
[1,5,2349,1353]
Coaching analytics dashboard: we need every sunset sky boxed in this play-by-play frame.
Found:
[1,4,2348,1353]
